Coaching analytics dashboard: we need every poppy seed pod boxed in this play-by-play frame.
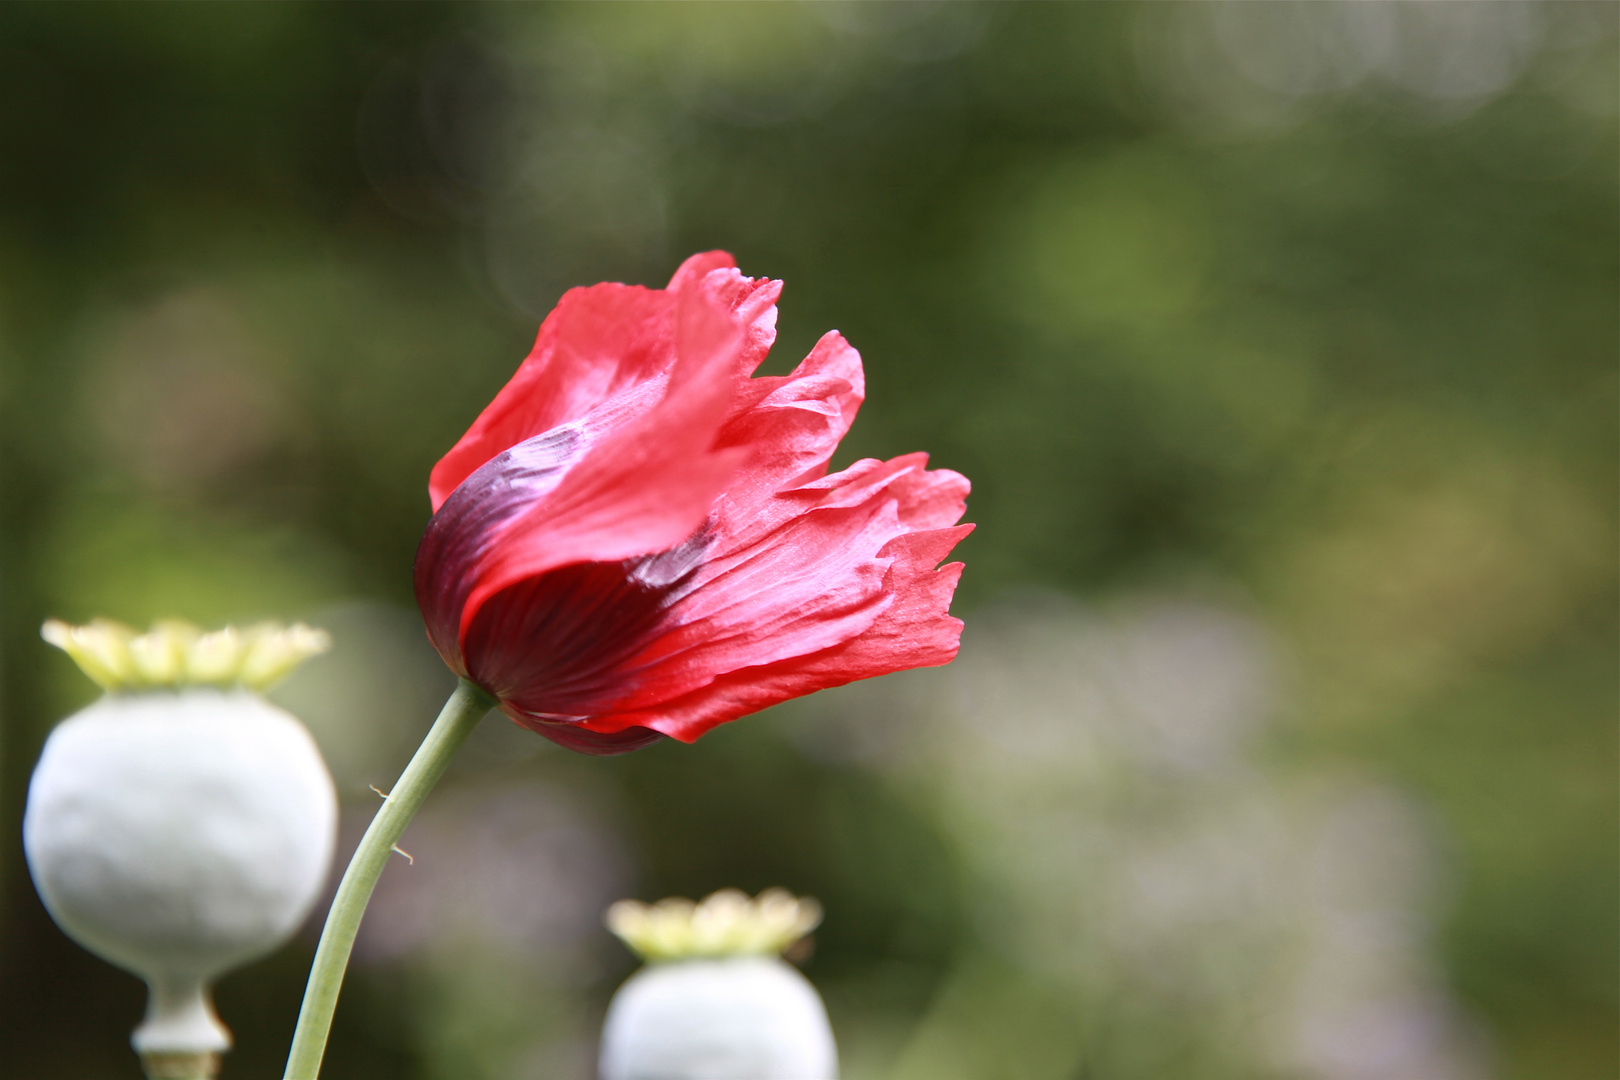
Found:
[600,889,837,1080]
[24,619,338,1080]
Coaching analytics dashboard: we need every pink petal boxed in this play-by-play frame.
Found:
[688,262,783,379]
[666,250,738,292]
[712,331,865,517]
[459,533,708,712]
[428,284,674,511]
[586,458,970,719]
[455,272,751,639]
[427,252,781,511]
[501,706,667,755]
[597,525,973,743]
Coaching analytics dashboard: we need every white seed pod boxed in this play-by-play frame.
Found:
[600,890,838,1080]
[24,620,338,1073]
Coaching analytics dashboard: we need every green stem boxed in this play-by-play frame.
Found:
[139,1051,219,1080]
[283,678,494,1079]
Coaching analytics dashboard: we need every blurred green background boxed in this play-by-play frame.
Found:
[0,3,1614,1079]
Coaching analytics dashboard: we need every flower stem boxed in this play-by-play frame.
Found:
[140,1051,219,1080]
[283,678,494,1079]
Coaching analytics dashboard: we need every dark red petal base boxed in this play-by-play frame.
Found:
[502,704,667,755]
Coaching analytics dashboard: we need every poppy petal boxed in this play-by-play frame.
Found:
[454,271,753,641]
[591,459,970,717]
[428,253,782,511]
[596,525,973,743]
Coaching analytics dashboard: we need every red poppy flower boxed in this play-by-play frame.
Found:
[414,252,971,755]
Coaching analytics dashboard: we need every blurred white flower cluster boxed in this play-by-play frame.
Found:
[787,592,1486,1080]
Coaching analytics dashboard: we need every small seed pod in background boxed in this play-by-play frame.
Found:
[600,888,838,1080]
[24,619,339,1080]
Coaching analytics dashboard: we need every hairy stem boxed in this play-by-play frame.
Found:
[283,678,494,1079]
